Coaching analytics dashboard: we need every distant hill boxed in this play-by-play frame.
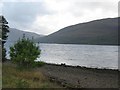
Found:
[37,17,119,45]
[5,28,44,48]
[7,28,44,43]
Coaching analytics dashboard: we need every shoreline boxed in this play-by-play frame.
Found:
[44,62,119,71]
[6,60,119,71]
[38,42,119,46]
[36,62,119,88]
[4,60,119,88]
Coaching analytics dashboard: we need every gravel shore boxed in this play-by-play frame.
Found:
[36,63,119,88]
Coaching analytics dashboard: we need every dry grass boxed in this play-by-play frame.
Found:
[2,63,63,88]
[0,63,2,89]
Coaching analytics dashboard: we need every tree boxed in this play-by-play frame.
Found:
[0,16,9,62]
[9,34,40,68]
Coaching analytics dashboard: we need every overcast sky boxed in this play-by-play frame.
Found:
[0,0,119,35]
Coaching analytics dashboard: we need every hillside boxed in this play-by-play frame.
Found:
[7,28,44,43]
[5,28,44,48]
[37,18,119,45]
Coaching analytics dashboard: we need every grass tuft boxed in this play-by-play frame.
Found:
[2,63,62,88]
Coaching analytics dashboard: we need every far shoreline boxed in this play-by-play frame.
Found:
[37,42,119,46]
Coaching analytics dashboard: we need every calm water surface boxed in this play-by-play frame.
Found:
[36,43,118,69]
[5,43,118,69]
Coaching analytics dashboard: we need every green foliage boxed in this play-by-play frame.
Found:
[3,63,63,88]
[0,16,9,62]
[2,48,6,62]
[9,34,41,68]
[16,79,29,88]
[34,61,45,67]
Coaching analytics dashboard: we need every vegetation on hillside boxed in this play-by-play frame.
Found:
[37,18,118,45]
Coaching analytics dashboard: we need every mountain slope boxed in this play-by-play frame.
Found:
[7,28,44,43]
[5,28,44,49]
[37,18,119,45]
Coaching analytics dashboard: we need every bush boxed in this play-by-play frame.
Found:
[9,34,41,68]
[34,61,45,67]
[16,79,29,88]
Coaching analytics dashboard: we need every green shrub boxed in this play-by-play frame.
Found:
[31,61,45,68]
[16,79,29,88]
[34,61,45,67]
[9,34,41,68]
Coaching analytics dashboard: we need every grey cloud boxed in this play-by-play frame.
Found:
[85,2,117,12]
[117,2,120,17]
[75,2,117,10]
[70,2,117,17]
[1,1,118,35]
[2,2,51,26]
